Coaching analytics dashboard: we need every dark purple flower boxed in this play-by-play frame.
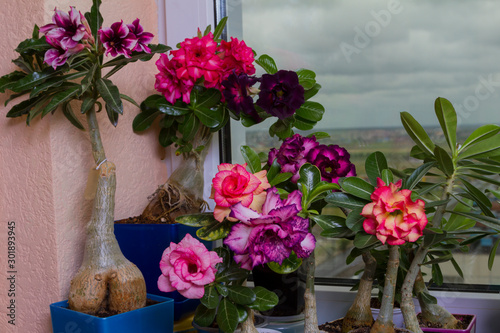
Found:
[268,134,319,182]
[306,144,356,184]
[127,18,154,53]
[222,72,261,122]
[256,70,304,119]
[40,7,91,50]
[98,21,138,58]
[224,188,315,270]
[44,36,84,69]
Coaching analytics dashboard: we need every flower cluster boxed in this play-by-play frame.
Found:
[361,178,428,245]
[40,7,153,69]
[158,234,222,299]
[225,187,316,269]
[268,134,356,183]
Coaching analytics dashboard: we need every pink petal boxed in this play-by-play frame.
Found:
[157,274,175,292]
[224,223,253,254]
[179,285,205,299]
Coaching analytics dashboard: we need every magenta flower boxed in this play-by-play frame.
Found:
[99,20,138,58]
[222,73,261,121]
[362,179,428,246]
[306,144,356,184]
[256,70,305,119]
[44,36,84,69]
[268,134,320,182]
[158,234,223,299]
[218,37,256,81]
[224,188,316,270]
[127,18,154,53]
[40,7,91,50]
[154,54,194,104]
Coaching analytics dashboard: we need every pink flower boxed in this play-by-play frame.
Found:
[306,144,356,184]
[40,7,91,50]
[44,36,84,69]
[218,37,256,81]
[127,18,154,53]
[211,163,270,222]
[224,188,316,269]
[99,20,138,58]
[155,54,194,104]
[361,179,428,246]
[158,234,222,299]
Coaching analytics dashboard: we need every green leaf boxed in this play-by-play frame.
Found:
[381,169,393,186]
[269,172,292,187]
[345,208,365,232]
[15,36,50,53]
[175,213,218,227]
[434,97,457,153]
[105,103,119,127]
[423,232,447,248]
[267,253,303,274]
[422,253,453,266]
[295,101,324,122]
[216,284,229,297]
[298,163,321,195]
[303,83,321,100]
[216,298,239,333]
[87,0,103,47]
[458,135,500,159]
[196,88,222,109]
[159,126,177,147]
[325,192,368,210]
[6,96,45,118]
[62,102,84,130]
[213,17,228,40]
[400,111,435,156]
[460,124,500,152]
[403,161,435,190]
[293,116,316,131]
[120,94,139,108]
[0,71,26,93]
[132,109,162,132]
[240,145,262,173]
[311,215,346,232]
[434,146,454,176]
[365,152,388,185]
[194,304,216,328]
[459,177,493,217]
[450,258,464,279]
[179,113,199,142]
[296,68,316,89]
[102,44,171,69]
[216,265,249,283]
[488,238,500,270]
[256,54,278,74]
[197,219,234,241]
[227,286,256,305]
[41,86,80,117]
[353,234,379,249]
[201,285,220,309]
[30,71,86,98]
[141,94,190,116]
[248,286,279,311]
[96,78,123,115]
[10,68,55,93]
[235,304,248,324]
[269,118,294,139]
[307,182,340,202]
[419,292,438,305]
[193,106,223,129]
[340,177,374,200]
[431,264,444,286]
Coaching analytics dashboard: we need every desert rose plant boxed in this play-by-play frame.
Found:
[133,19,325,225]
[0,0,168,314]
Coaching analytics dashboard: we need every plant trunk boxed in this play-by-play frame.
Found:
[241,309,258,333]
[401,246,427,333]
[370,245,399,333]
[341,251,376,333]
[68,109,146,315]
[415,270,458,329]
[141,127,212,223]
[305,251,320,333]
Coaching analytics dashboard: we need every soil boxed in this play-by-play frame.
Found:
[115,215,173,225]
[318,318,369,333]
[417,313,473,330]
[64,298,160,318]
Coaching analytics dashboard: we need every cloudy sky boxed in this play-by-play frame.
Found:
[228,0,500,130]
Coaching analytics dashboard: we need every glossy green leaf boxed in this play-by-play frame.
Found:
[365,151,388,185]
[403,161,435,190]
[213,17,228,40]
[293,116,316,131]
[325,192,368,210]
[434,145,454,176]
[87,0,103,45]
[235,304,248,324]
[120,94,139,108]
[269,172,292,187]
[142,94,190,116]
[353,234,378,249]
[267,253,303,274]
[310,215,346,232]
[450,258,464,279]
[381,169,393,186]
[194,106,223,129]
[240,145,262,173]
[216,284,229,297]
[459,135,500,159]
[30,71,86,98]
[320,226,355,239]
[179,113,199,142]
[423,232,447,248]
[345,208,364,232]
[0,71,26,93]
[295,101,324,122]
[459,177,493,217]
[410,144,432,160]
[96,78,123,115]
[308,182,340,202]
[339,177,374,200]
[216,265,249,283]
[175,213,218,227]
[41,86,80,117]
[303,83,321,100]
[248,286,279,311]
[400,111,435,156]
[62,102,84,130]
[81,97,95,114]
[296,68,316,89]
[488,238,500,270]
[197,219,233,241]
[201,285,220,309]
[269,118,294,139]
[103,44,171,70]
[14,36,49,53]
[216,298,239,333]
[434,97,457,153]
[431,264,444,285]
[105,103,119,127]
[422,253,453,266]
[227,286,256,305]
[194,304,216,328]
[460,124,500,152]
[26,95,51,125]
[298,163,321,195]
[158,126,177,147]
[132,109,162,132]
[10,68,55,93]
[256,54,278,74]
[196,88,222,109]
[6,96,44,118]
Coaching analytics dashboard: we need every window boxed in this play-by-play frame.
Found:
[223,0,500,288]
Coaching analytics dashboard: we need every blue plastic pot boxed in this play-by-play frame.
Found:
[50,294,173,333]
[114,222,212,320]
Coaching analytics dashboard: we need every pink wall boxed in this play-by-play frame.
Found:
[0,0,168,332]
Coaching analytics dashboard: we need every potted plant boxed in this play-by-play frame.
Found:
[0,1,172,331]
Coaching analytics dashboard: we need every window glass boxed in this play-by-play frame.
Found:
[226,0,500,286]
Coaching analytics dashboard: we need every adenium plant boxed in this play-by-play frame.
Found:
[0,0,167,315]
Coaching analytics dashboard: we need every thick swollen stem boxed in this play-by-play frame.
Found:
[341,252,376,333]
[240,309,258,333]
[415,271,458,329]
[370,245,399,333]
[304,252,320,333]
[68,109,146,314]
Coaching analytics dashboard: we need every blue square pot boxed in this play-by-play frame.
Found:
[114,223,212,320]
[50,294,173,333]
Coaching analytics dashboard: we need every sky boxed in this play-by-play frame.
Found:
[228,0,500,130]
